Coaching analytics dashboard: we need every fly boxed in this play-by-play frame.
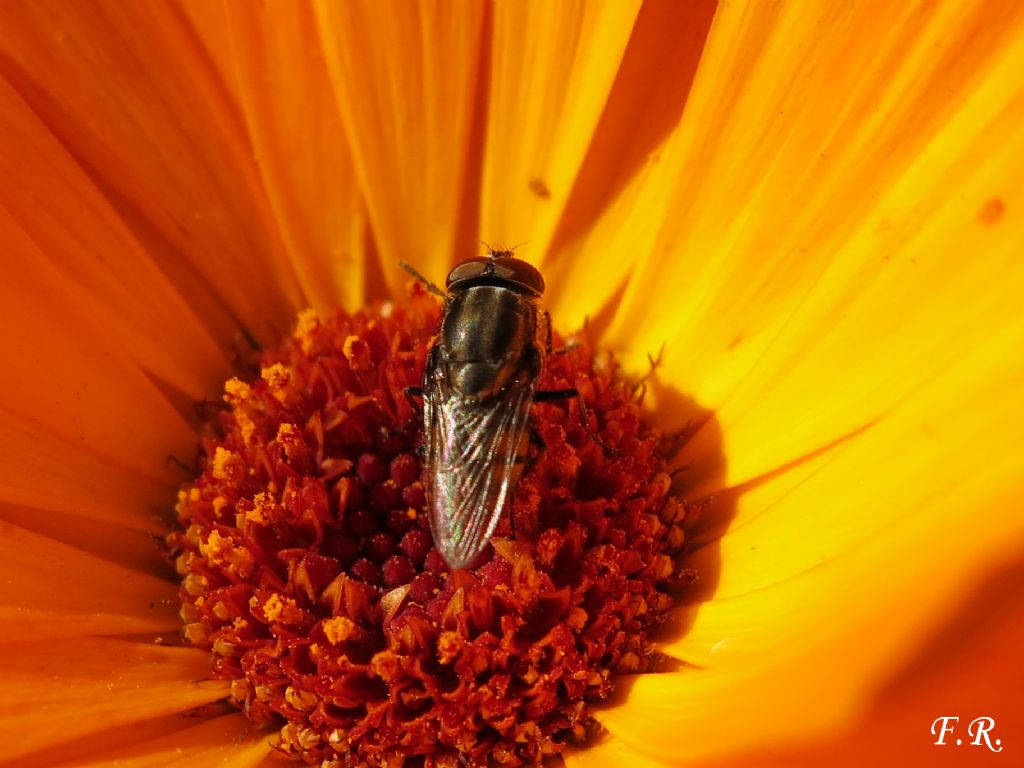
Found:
[402,250,576,570]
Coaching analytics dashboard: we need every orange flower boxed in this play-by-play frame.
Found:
[1,1,1022,765]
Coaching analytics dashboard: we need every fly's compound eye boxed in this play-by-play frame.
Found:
[445,256,545,296]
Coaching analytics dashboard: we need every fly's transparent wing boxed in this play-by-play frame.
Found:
[423,372,533,570]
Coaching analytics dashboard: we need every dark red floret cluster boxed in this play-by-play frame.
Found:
[168,287,685,767]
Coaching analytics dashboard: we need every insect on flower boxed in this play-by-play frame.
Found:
[402,250,578,570]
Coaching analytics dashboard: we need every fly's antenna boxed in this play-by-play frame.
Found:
[399,261,446,298]
[481,240,528,259]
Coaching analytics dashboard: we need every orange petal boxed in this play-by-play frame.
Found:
[480,0,641,256]
[0,76,227,399]
[0,637,228,764]
[0,1,304,345]
[0,520,178,643]
[0,211,195,485]
[175,1,242,107]
[313,0,485,291]
[707,555,1024,767]
[222,0,370,314]
[0,500,171,584]
[20,709,228,767]
[0,413,172,531]
[69,713,274,768]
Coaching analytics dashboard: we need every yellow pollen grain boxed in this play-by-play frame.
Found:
[201,529,231,558]
[224,377,252,402]
[437,631,463,664]
[261,363,292,402]
[212,496,228,516]
[211,447,238,480]
[261,593,285,622]
[202,533,254,578]
[276,423,297,440]
[188,487,201,502]
[256,593,303,624]
[370,649,401,681]
[244,491,275,526]
[323,616,357,644]
[293,308,320,353]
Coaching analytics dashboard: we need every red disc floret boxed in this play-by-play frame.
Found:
[168,288,685,767]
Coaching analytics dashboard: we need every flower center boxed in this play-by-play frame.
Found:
[168,287,685,766]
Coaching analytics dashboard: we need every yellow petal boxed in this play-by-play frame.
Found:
[0,519,178,643]
[611,0,1024,493]
[545,0,717,325]
[66,713,273,768]
[0,638,228,764]
[314,0,485,290]
[480,0,641,256]
[564,732,672,768]
[595,326,1024,760]
[0,1,304,345]
[222,0,370,314]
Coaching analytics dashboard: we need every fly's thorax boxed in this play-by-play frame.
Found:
[439,284,541,399]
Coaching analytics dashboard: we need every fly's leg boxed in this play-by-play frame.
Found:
[534,388,578,402]
[552,341,580,356]
[521,424,548,477]
[506,425,548,540]
[543,310,587,357]
[534,387,621,458]
[403,386,427,458]
[399,261,446,298]
[630,343,665,401]
[576,394,621,458]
